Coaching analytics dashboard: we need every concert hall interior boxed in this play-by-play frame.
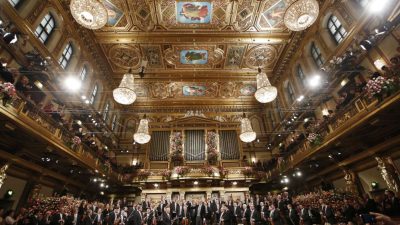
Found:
[0,0,400,225]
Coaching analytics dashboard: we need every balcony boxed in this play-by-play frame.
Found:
[266,90,400,180]
[0,97,121,182]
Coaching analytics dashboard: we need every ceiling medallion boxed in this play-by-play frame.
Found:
[113,69,136,105]
[245,45,278,69]
[283,0,319,31]
[254,68,277,103]
[70,0,108,30]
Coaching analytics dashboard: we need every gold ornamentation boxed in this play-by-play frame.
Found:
[109,44,142,69]
[283,0,319,31]
[245,45,278,69]
[0,164,9,189]
[376,157,399,192]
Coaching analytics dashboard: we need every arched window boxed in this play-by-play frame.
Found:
[286,82,296,104]
[34,13,56,43]
[111,114,117,131]
[8,0,21,7]
[103,102,110,121]
[297,65,306,87]
[311,42,325,68]
[58,42,73,69]
[327,15,347,44]
[89,84,98,105]
[80,65,88,81]
[355,0,369,7]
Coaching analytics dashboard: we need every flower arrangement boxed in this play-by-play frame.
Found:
[206,131,219,164]
[161,169,172,180]
[72,136,81,145]
[365,76,396,99]
[170,150,184,162]
[218,166,228,178]
[170,132,183,152]
[137,170,151,181]
[175,166,190,177]
[241,167,254,177]
[207,150,219,165]
[202,165,214,176]
[0,82,17,106]
[307,132,322,146]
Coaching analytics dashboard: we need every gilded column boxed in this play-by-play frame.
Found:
[375,157,400,193]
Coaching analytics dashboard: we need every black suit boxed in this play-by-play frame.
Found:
[242,208,250,225]
[323,206,336,225]
[161,212,171,225]
[300,208,311,225]
[288,209,299,225]
[143,201,151,211]
[342,204,356,223]
[270,209,282,225]
[250,210,261,224]
[220,211,232,225]
[51,213,66,225]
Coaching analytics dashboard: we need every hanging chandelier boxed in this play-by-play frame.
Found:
[70,0,108,30]
[113,69,136,105]
[254,68,277,103]
[240,114,256,143]
[133,116,151,144]
[283,0,319,31]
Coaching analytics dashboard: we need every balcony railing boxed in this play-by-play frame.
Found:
[267,91,400,179]
[0,97,120,180]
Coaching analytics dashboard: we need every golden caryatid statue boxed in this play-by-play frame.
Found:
[343,169,357,194]
[375,157,399,193]
[0,164,9,189]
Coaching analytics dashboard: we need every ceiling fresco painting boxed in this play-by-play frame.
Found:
[176,2,213,24]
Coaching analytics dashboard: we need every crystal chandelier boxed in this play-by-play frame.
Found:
[113,69,137,105]
[70,0,108,30]
[254,68,277,103]
[133,116,151,144]
[283,0,319,31]
[240,115,256,143]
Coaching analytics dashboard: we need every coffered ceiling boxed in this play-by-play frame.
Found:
[62,0,303,109]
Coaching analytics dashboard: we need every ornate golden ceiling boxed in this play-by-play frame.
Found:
[63,0,302,108]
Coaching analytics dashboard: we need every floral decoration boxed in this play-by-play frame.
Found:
[307,132,322,146]
[365,76,396,99]
[72,136,81,145]
[218,166,228,178]
[241,167,254,177]
[206,131,219,164]
[161,169,172,180]
[0,82,17,105]
[137,170,151,181]
[169,132,184,164]
[175,166,190,177]
[202,165,214,176]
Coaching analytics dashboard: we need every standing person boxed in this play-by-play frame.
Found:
[241,204,250,225]
[299,205,311,225]
[287,204,299,225]
[204,201,211,225]
[320,200,335,225]
[161,207,171,225]
[269,204,282,225]
[51,207,66,225]
[342,199,356,224]
[232,202,242,225]
[211,198,220,225]
[219,206,231,225]
[249,204,260,225]
[193,201,205,225]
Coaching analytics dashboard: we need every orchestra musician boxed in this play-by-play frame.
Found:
[241,204,250,225]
